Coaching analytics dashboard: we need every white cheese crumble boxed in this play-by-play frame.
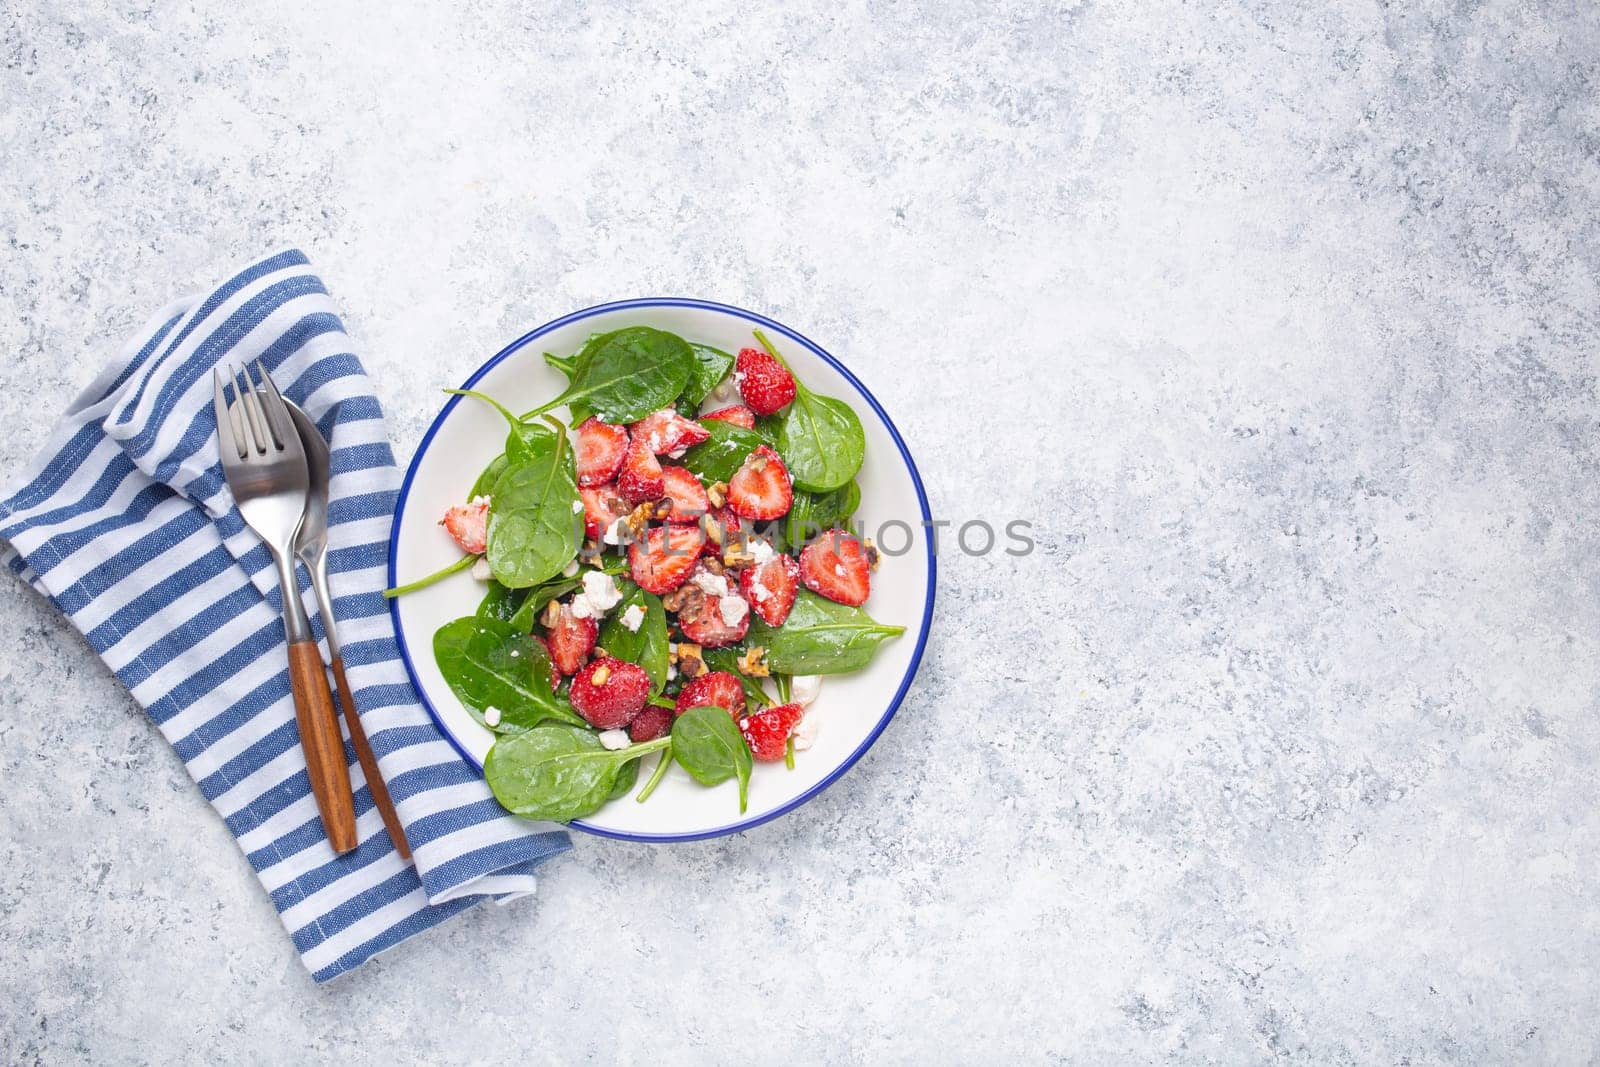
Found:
[792,713,818,751]
[692,571,730,597]
[748,576,772,603]
[597,729,630,751]
[667,448,686,460]
[571,498,584,514]
[483,706,502,728]
[468,494,492,507]
[719,594,749,627]
[570,570,624,619]
[790,675,822,707]
[620,603,646,632]
[562,559,580,578]
[471,556,493,581]
[834,564,845,577]
[748,539,776,565]
[602,516,630,546]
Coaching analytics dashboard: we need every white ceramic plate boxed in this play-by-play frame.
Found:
[388,299,935,841]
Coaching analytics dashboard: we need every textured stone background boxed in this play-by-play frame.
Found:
[4,0,1600,1062]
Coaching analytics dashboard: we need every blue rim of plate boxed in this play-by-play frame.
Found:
[387,297,936,842]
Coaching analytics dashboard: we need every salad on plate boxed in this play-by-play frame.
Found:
[388,326,903,824]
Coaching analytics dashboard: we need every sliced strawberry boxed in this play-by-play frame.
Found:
[629,409,710,455]
[574,417,629,488]
[726,445,792,521]
[579,486,629,542]
[441,499,490,555]
[659,466,710,524]
[545,603,597,675]
[674,671,747,718]
[628,525,706,594]
[740,702,804,762]
[735,347,797,416]
[798,529,871,606]
[616,434,665,505]
[700,506,743,558]
[701,405,756,430]
[629,705,673,743]
[741,551,800,626]
[568,657,650,730]
[675,566,751,648]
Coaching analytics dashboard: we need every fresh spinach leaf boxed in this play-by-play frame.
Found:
[679,420,766,483]
[543,352,577,380]
[434,616,585,731]
[783,480,861,550]
[747,590,904,675]
[670,706,751,813]
[484,723,670,822]
[470,454,509,501]
[609,755,641,800]
[681,344,734,409]
[700,647,773,708]
[506,574,582,631]
[752,329,865,492]
[383,553,476,599]
[597,582,671,694]
[486,418,582,589]
[477,580,530,623]
[523,326,695,425]
[448,389,552,466]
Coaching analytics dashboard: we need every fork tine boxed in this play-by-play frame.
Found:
[234,363,270,454]
[212,369,242,461]
[251,360,294,451]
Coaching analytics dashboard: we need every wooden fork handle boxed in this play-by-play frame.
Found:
[330,655,412,860]
[287,640,358,854]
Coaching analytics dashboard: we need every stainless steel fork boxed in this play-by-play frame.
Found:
[213,362,357,855]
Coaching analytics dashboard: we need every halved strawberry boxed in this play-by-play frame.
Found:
[442,499,490,555]
[701,405,756,430]
[629,705,673,743]
[659,466,710,524]
[579,486,629,542]
[568,657,650,730]
[629,409,710,455]
[545,603,597,675]
[740,702,804,761]
[726,445,792,521]
[735,347,797,416]
[700,506,743,558]
[741,551,800,626]
[574,417,629,487]
[628,525,706,594]
[798,529,871,606]
[616,434,665,505]
[675,566,751,648]
[674,671,747,718]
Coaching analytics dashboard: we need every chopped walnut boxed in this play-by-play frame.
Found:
[700,512,725,547]
[737,645,770,677]
[624,502,659,541]
[539,599,563,629]
[864,538,882,570]
[706,481,728,509]
[701,555,726,576]
[674,641,706,679]
[722,540,756,568]
[590,663,611,686]
[662,584,702,615]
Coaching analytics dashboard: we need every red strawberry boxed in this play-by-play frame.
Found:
[659,466,710,524]
[545,603,597,675]
[568,657,649,729]
[700,506,742,558]
[579,486,629,542]
[735,347,796,416]
[616,434,665,505]
[628,525,706,593]
[726,445,792,521]
[629,705,673,743]
[701,405,756,430]
[574,418,629,488]
[741,550,800,626]
[441,499,490,555]
[798,529,871,606]
[740,703,804,762]
[674,671,747,718]
[629,409,710,455]
[675,566,751,648]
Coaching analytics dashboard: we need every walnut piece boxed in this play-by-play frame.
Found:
[706,481,728,509]
[539,599,563,629]
[737,645,770,678]
[674,641,706,679]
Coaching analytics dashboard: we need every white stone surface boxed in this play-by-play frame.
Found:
[4,1,1600,1061]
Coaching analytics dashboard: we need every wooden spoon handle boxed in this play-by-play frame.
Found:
[287,640,358,854]
[330,655,412,860]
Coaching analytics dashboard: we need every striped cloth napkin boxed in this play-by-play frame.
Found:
[0,249,569,982]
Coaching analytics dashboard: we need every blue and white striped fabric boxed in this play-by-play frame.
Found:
[0,249,570,982]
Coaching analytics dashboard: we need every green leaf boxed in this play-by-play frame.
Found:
[680,343,734,409]
[783,480,860,551]
[486,419,582,589]
[476,580,530,624]
[543,351,578,379]
[608,754,642,800]
[679,420,765,484]
[747,589,904,675]
[597,582,671,695]
[670,706,751,813]
[524,326,696,425]
[485,724,670,822]
[752,329,865,492]
[448,389,552,466]
[470,454,509,501]
[701,647,774,709]
[433,616,586,731]
[506,574,582,631]
[383,553,476,599]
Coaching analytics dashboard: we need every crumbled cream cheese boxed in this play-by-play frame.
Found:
[597,729,630,751]
[792,713,818,751]
[719,594,749,627]
[602,516,629,546]
[790,675,822,707]
[570,570,624,619]
[667,448,686,460]
[562,559,580,578]
[748,576,772,603]
[483,706,502,728]
[468,494,492,507]
[748,539,776,565]
[471,556,493,581]
[620,603,646,632]
[692,571,731,598]
[571,498,584,514]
